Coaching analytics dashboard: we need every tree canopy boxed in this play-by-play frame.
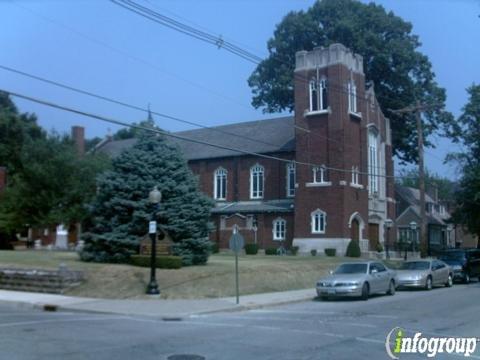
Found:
[248,0,455,163]
[396,168,455,203]
[449,84,480,240]
[0,93,110,233]
[80,129,213,265]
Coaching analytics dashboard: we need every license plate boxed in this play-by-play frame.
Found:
[327,289,336,295]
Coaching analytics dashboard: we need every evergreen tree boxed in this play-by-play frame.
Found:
[80,129,214,265]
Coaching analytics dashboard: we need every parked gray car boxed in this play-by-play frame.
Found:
[396,260,453,290]
[316,261,397,301]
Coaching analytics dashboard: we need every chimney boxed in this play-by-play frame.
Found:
[0,167,6,193]
[71,126,85,156]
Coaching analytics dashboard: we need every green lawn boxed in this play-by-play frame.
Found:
[0,250,355,299]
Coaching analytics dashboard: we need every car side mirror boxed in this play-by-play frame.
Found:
[371,269,378,274]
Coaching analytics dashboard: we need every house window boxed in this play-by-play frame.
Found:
[368,130,379,194]
[311,209,326,234]
[348,81,357,113]
[250,164,264,199]
[273,218,286,240]
[214,168,227,200]
[286,162,295,197]
[313,166,328,183]
[309,78,328,112]
[351,166,360,185]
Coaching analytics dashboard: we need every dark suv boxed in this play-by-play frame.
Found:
[438,249,480,283]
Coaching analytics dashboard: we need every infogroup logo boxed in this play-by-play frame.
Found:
[385,327,478,359]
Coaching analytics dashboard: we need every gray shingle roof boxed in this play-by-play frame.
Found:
[211,199,294,214]
[97,116,295,161]
[395,185,435,205]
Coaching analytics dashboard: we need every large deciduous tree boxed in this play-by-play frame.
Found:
[0,92,109,236]
[80,128,214,265]
[248,0,455,163]
[449,85,480,241]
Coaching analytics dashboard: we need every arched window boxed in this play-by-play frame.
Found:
[311,209,326,234]
[313,165,328,183]
[250,164,264,199]
[214,168,227,200]
[309,78,328,112]
[286,162,295,197]
[368,130,379,194]
[348,80,357,113]
[272,218,286,240]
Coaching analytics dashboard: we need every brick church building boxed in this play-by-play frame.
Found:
[99,43,395,255]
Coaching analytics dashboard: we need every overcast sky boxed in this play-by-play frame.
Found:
[1,0,479,179]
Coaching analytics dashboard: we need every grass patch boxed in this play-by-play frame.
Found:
[0,250,356,300]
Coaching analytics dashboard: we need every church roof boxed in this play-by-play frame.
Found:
[97,116,295,161]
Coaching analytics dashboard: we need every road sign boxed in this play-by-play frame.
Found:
[149,221,157,234]
[229,233,245,253]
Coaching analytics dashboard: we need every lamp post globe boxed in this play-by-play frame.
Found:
[149,186,162,204]
[146,186,161,295]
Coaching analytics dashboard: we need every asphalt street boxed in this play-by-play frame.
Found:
[1,282,479,360]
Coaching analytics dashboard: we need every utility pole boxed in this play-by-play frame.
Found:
[390,101,442,258]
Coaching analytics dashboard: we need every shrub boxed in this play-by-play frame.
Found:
[265,248,277,255]
[346,240,361,257]
[172,238,212,266]
[324,248,336,257]
[290,246,299,256]
[310,249,317,256]
[130,255,182,269]
[211,243,219,254]
[376,243,384,253]
[244,243,258,255]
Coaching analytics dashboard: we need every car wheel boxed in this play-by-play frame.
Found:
[320,295,329,301]
[464,273,470,284]
[446,274,453,288]
[361,283,369,301]
[425,276,433,291]
[387,280,395,295]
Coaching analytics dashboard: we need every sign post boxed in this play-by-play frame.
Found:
[229,230,244,305]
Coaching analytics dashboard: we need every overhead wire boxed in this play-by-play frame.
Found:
[0,64,393,174]
[2,88,417,181]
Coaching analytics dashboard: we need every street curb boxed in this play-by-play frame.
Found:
[0,292,316,319]
[195,295,316,316]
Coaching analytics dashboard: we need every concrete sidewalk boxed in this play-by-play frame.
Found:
[0,288,315,318]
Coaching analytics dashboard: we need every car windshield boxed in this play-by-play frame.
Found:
[400,261,430,270]
[440,251,466,261]
[334,264,368,274]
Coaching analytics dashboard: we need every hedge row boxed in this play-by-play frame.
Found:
[130,255,182,269]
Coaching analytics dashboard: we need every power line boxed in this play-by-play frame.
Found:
[13,0,407,154]
[0,64,284,149]
[0,63,392,174]
[109,0,403,112]
[10,1,254,112]
[2,87,411,180]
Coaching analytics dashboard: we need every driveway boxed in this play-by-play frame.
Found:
[1,282,479,359]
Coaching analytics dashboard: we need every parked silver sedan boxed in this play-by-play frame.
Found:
[396,260,453,290]
[316,261,397,301]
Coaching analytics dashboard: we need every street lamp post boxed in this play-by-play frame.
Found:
[409,221,418,260]
[384,219,393,260]
[146,186,162,295]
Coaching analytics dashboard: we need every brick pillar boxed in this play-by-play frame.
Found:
[71,126,85,156]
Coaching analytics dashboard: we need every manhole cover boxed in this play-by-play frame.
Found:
[167,355,205,360]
